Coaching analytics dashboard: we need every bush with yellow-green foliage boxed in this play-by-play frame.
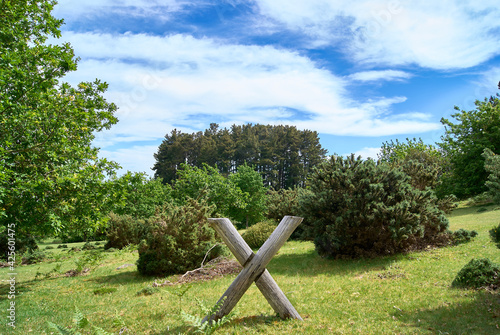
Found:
[136,198,223,276]
[242,220,278,249]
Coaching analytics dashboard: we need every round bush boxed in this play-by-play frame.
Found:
[242,220,278,249]
[105,213,148,250]
[301,155,450,259]
[136,199,222,276]
[489,223,500,248]
[452,258,500,289]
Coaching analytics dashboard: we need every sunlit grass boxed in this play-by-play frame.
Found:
[1,204,499,334]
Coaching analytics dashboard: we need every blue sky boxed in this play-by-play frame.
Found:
[52,0,500,177]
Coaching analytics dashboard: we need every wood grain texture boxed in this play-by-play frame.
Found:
[209,218,302,320]
[205,216,303,322]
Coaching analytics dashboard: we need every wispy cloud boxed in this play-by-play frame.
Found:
[58,31,439,149]
[254,0,500,69]
[348,70,412,82]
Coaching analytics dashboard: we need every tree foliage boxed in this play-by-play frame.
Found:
[153,123,327,190]
[379,138,446,191]
[483,148,500,204]
[171,163,246,219]
[109,172,171,219]
[229,164,268,227]
[301,155,450,258]
[438,96,500,198]
[0,0,118,238]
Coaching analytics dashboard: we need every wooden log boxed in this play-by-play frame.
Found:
[205,216,303,322]
[209,218,302,320]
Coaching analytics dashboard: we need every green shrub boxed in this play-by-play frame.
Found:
[301,155,451,259]
[242,220,277,249]
[452,258,500,289]
[82,242,95,250]
[22,250,47,264]
[136,198,222,276]
[93,287,117,295]
[45,246,55,250]
[483,148,500,204]
[57,244,68,249]
[104,212,148,250]
[0,233,37,260]
[136,286,159,296]
[452,229,478,245]
[266,187,312,240]
[489,223,500,248]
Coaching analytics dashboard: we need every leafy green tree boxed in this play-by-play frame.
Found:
[379,138,446,191]
[483,148,500,204]
[109,172,171,219]
[439,96,500,198]
[229,163,268,227]
[0,1,118,240]
[171,164,246,219]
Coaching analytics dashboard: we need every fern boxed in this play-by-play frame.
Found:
[74,306,90,329]
[181,297,236,334]
[47,306,125,335]
[47,321,76,335]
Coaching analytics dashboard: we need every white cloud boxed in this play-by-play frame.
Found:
[56,31,441,174]
[348,70,412,82]
[53,0,191,21]
[254,0,500,69]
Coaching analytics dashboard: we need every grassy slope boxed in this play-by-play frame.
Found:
[1,205,499,334]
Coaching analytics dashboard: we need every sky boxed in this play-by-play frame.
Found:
[52,0,500,177]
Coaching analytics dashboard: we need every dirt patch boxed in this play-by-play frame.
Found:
[153,257,242,286]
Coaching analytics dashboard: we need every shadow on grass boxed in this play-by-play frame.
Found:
[448,204,498,218]
[397,290,500,334]
[90,270,150,285]
[268,247,401,278]
[152,314,282,335]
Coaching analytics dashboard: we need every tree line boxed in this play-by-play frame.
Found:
[153,123,327,190]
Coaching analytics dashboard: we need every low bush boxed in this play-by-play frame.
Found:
[266,187,312,240]
[136,287,159,296]
[489,223,500,248]
[452,258,500,289]
[22,250,47,264]
[136,198,223,276]
[82,242,95,250]
[301,155,451,259]
[104,212,148,250]
[0,233,37,260]
[242,220,277,249]
[452,229,478,245]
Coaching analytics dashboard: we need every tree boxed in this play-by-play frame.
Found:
[109,172,172,219]
[229,164,268,228]
[171,164,246,219]
[153,123,327,189]
[438,96,500,198]
[0,1,118,242]
[379,138,446,191]
[483,148,500,204]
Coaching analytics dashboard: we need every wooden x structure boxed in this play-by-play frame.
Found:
[204,216,303,322]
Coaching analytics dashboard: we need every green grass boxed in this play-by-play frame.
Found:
[1,205,499,334]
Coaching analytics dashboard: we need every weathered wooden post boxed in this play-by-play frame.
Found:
[205,216,303,322]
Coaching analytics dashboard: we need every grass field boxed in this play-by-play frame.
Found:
[1,204,499,334]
